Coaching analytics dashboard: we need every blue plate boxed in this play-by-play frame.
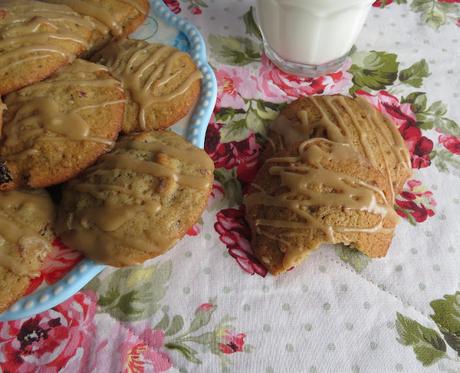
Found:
[0,0,217,321]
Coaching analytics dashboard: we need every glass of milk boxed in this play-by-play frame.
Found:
[255,0,374,77]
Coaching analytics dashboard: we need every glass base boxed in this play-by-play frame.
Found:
[263,41,348,78]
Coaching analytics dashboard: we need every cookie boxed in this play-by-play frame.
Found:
[56,130,214,267]
[92,39,202,133]
[0,59,125,191]
[266,95,412,201]
[0,0,96,95]
[0,189,55,313]
[0,97,4,131]
[44,0,149,53]
[245,139,399,275]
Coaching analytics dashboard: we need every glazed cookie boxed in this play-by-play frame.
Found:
[0,59,125,191]
[0,97,4,131]
[0,0,96,95]
[0,190,55,313]
[44,0,149,53]
[266,95,412,202]
[92,39,202,133]
[245,139,399,275]
[56,130,214,267]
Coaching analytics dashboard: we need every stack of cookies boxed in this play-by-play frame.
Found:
[245,95,412,275]
[0,0,214,311]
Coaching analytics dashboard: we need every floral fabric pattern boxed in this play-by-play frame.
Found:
[1,2,459,372]
[355,90,434,169]
[215,207,267,277]
[0,292,98,373]
[395,179,437,224]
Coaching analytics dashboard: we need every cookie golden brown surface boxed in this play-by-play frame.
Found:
[266,95,412,201]
[0,59,125,191]
[0,190,55,313]
[245,139,399,275]
[44,0,149,53]
[0,0,96,95]
[56,130,214,267]
[92,39,202,133]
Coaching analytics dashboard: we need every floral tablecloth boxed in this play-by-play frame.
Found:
[1,1,460,372]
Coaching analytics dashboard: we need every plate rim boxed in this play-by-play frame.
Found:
[0,0,217,321]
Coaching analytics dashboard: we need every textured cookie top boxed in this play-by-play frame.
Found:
[0,59,125,190]
[44,0,149,53]
[0,0,96,95]
[245,138,399,275]
[93,39,202,133]
[0,189,55,277]
[267,95,412,202]
[56,130,214,267]
[0,189,55,312]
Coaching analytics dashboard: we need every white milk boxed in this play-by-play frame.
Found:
[256,0,373,66]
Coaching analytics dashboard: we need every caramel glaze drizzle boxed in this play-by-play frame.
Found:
[51,0,123,36]
[95,41,203,130]
[0,191,54,277]
[270,96,411,203]
[118,0,148,14]
[0,1,97,67]
[2,65,125,155]
[46,0,147,37]
[245,139,398,255]
[58,136,212,263]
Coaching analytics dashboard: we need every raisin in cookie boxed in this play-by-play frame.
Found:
[56,130,214,267]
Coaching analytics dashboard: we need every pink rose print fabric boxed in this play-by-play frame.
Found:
[218,329,246,354]
[163,0,181,14]
[395,179,436,224]
[215,207,267,277]
[205,121,261,184]
[258,55,352,102]
[118,328,171,373]
[355,90,434,169]
[0,292,98,373]
[439,134,460,155]
[372,0,393,7]
[215,66,259,110]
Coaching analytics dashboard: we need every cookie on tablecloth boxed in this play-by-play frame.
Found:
[0,0,96,95]
[265,95,412,201]
[44,0,149,53]
[56,130,214,267]
[92,39,202,133]
[245,138,399,275]
[0,59,125,191]
[0,190,55,313]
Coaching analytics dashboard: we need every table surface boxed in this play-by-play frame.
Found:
[1,1,459,372]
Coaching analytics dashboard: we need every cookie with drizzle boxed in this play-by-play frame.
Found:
[44,0,150,54]
[92,39,202,133]
[0,59,125,190]
[56,130,214,267]
[0,0,98,95]
[245,138,400,275]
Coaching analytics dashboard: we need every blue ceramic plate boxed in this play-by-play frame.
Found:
[0,0,217,321]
